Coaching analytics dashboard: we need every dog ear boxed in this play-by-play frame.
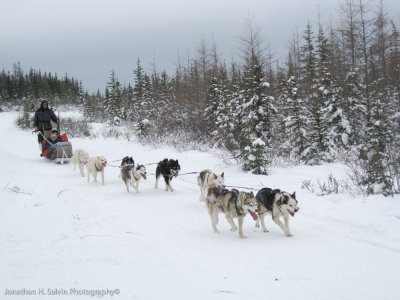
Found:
[221,172,224,178]
[176,160,179,163]
[250,191,254,197]
[291,191,296,199]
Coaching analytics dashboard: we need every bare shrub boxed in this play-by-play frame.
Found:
[302,173,354,196]
[61,117,92,138]
[301,179,315,193]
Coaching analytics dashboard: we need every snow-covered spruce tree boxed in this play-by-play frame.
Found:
[16,99,32,129]
[239,49,272,174]
[133,59,153,137]
[213,63,242,152]
[299,22,326,164]
[343,68,366,147]
[153,70,177,137]
[279,74,308,161]
[82,94,95,122]
[316,25,349,160]
[386,22,400,193]
[204,67,229,143]
[204,77,222,137]
[362,90,393,195]
[105,70,123,125]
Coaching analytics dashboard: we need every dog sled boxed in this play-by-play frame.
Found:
[38,132,73,164]
[53,140,73,164]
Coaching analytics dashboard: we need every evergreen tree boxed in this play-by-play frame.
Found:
[299,22,325,164]
[133,59,151,137]
[343,68,366,146]
[316,25,349,159]
[105,70,123,125]
[239,50,272,174]
[280,75,308,160]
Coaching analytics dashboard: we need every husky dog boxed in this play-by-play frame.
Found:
[197,169,225,202]
[120,156,134,191]
[206,187,258,239]
[155,158,180,192]
[121,156,134,167]
[86,156,107,185]
[120,158,147,193]
[255,188,299,237]
[72,149,89,177]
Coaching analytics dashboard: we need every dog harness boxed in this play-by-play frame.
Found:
[95,163,100,172]
[233,190,242,216]
[214,187,241,216]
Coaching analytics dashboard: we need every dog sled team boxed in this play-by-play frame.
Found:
[71,151,300,239]
[44,144,301,240]
[33,100,300,240]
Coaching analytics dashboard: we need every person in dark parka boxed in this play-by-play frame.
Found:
[33,100,58,144]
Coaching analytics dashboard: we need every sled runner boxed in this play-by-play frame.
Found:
[54,140,73,164]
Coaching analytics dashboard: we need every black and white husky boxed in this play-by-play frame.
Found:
[120,156,147,193]
[197,169,224,202]
[255,188,299,237]
[155,158,180,192]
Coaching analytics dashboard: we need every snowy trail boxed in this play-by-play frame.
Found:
[1,112,400,300]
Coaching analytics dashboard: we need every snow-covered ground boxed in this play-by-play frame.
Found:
[1,111,399,299]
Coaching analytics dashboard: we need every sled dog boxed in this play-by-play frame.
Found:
[87,156,107,185]
[72,149,89,177]
[206,187,258,239]
[121,156,134,168]
[197,169,225,202]
[155,158,180,192]
[120,156,134,191]
[255,188,299,237]
[120,157,147,193]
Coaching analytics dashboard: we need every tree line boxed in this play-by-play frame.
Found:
[2,0,399,195]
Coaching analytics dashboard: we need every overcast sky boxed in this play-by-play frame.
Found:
[1,0,399,93]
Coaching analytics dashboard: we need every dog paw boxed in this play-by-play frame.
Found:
[240,235,248,239]
[286,232,293,237]
[263,229,269,233]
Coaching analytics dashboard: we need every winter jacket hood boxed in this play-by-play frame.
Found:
[39,100,49,111]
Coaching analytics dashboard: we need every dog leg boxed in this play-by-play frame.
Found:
[211,210,220,233]
[238,217,247,239]
[284,216,292,236]
[125,179,130,192]
[272,216,291,237]
[101,170,104,185]
[260,214,269,232]
[79,164,85,177]
[155,175,159,189]
[134,181,139,193]
[87,171,90,183]
[226,216,238,232]
[164,176,174,192]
